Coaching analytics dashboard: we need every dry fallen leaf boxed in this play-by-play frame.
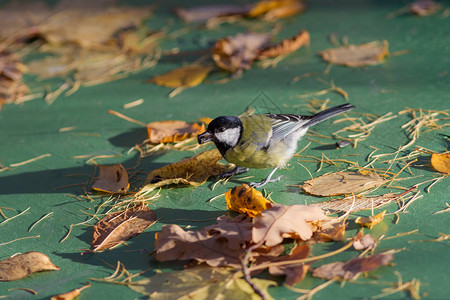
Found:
[257,29,310,59]
[0,251,60,281]
[302,171,387,197]
[312,251,394,280]
[353,231,377,251]
[91,206,156,252]
[92,163,129,194]
[140,149,234,193]
[129,265,276,300]
[37,2,153,49]
[154,215,252,267]
[267,244,310,286]
[410,0,442,16]
[319,40,389,67]
[311,193,400,213]
[431,152,450,174]
[146,120,205,144]
[175,5,251,23]
[225,184,272,217]
[212,33,271,73]
[312,219,346,242]
[149,65,212,88]
[253,205,326,247]
[355,210,386,229]
[248,0,306,20]
[51,283,91,300]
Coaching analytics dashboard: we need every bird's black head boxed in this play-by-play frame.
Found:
[198,116,243,154]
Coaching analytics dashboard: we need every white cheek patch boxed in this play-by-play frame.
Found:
[215,127,240,147]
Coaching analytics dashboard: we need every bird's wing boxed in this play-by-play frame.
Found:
[239,115,274,147]
[266,114,312,141]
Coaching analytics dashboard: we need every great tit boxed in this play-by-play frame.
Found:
[198,103,355,188]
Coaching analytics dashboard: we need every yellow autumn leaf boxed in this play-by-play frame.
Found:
[355,210,386,229]
[140,149,234,193]
[146,120,205,144]
[149,65,212,88]
[431,152,450,174]
[225,184,272,217]
[248,0,305,19]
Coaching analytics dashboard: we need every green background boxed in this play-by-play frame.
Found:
[1,0,449,299]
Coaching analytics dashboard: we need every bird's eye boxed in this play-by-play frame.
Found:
[217,127,225,133]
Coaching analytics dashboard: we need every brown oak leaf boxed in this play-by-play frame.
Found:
[312,251,394,280]
[0,252,60,281]
[91,206,156,252]
[155,215,252,267]
[252,205,326,247]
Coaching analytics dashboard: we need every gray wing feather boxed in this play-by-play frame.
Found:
[266,114,311,141]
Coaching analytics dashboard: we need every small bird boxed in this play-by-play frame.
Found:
[198,103,355,188]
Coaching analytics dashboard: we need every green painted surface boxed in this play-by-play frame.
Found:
[0,0,449,299]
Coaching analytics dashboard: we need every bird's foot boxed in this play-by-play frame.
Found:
[218,167,249,179]
[249,175,285,188]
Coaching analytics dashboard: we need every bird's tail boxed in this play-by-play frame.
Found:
[304,103,355,127]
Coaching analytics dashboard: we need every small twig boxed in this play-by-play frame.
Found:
[9,154,51,167]
[28,212,54,232]
[0,235,41,247]
[7,288,38,295]
[107,110,147,127]
[0,207,31,227]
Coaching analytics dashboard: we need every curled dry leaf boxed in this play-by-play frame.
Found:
[0,251,60,281]
[257,29,310,59]
[91,206,156,252]
[225,184,272,217]
[248,0,306,20]
[149,65,212,88]
[252,204,326,247]
[154,215,252,267]
[212,33,271,73]
[353,231,377,251]
[129,265,276,300]
[431,152,450,174]
[312,251,394,280]
[175,5,251,23]
[302,171,387,197]
[146,120,205,144]
[92,163,129,194]
[141,149,234,192]
[355,210,386,229]
[312,219,346,242]
[51,282,91,300]
[319,40,389,67]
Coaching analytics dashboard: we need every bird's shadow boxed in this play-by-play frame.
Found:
[0,128,163,196]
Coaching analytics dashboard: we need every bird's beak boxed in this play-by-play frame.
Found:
[198,131,213,144]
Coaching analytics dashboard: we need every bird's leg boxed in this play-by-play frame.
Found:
[249,167,284,188]
[218,166,249,179]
